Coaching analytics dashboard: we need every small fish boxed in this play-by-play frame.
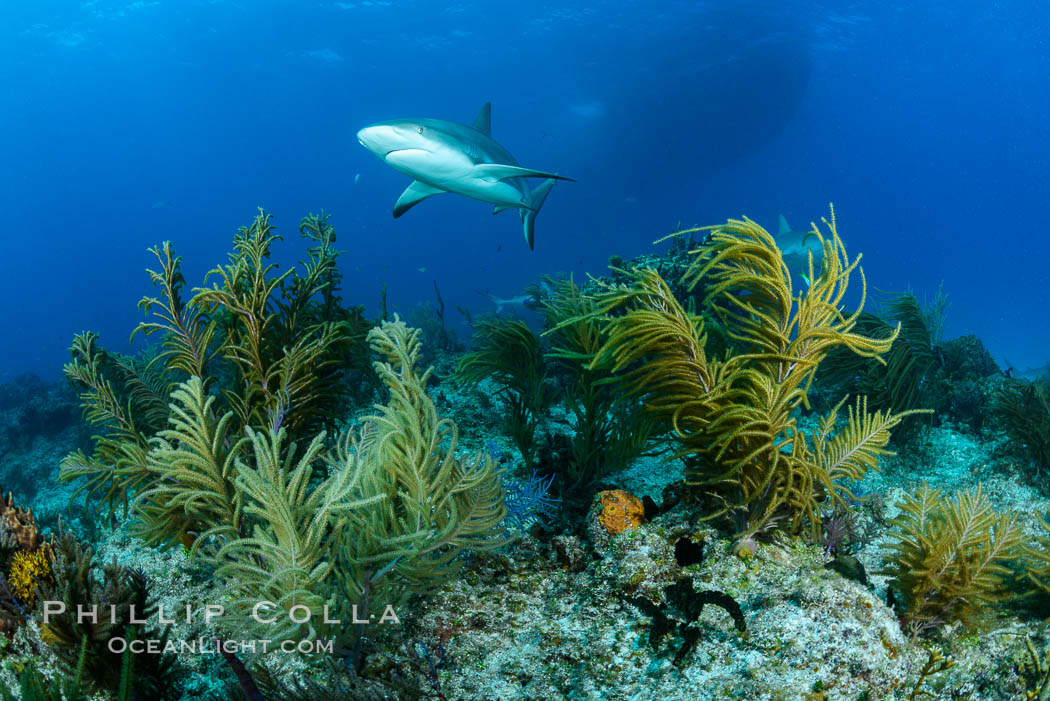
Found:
[418,267,427,273]
[354,173,360,185]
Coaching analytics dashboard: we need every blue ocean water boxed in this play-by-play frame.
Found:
[1,0,1047,381]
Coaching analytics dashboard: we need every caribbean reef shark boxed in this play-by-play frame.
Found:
[777,214,825,285]
[480,291,542,314]
[357,103,573,249]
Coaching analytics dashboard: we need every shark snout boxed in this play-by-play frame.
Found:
[358,123,437,175]
[358,124,406,153]
[356,126,381,152]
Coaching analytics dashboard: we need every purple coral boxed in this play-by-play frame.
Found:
[503,469,559,528]
[821,504,859,559]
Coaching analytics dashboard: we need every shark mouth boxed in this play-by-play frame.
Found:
[385,148,430,156]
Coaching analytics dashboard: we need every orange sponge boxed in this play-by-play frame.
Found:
[597,490,645,535]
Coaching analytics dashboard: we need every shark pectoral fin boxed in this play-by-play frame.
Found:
[473,102,492,137]
[393,181,446,218]
[777,214,791,236]
[474,164,575,182]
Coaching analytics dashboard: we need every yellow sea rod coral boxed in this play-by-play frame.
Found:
[884,483,1023,630]
[587,206,923,540]
[9,547,53,606]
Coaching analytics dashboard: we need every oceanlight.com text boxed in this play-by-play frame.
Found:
[108,637,336,655]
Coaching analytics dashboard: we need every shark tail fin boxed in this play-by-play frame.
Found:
[521,178,557,250]
[477,290,504,313]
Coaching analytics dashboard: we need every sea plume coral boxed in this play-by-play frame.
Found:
[539,276,656,485]
[883,483,1023,632]
[61,209,367,520]
[338,318,510,600]
[584,206,923,538]
[57,204,515,660]
[455,318,551,469]
[994,378,1050,472]
[123,317,508,651]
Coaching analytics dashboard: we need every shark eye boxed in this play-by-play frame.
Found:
[417,126,425,134]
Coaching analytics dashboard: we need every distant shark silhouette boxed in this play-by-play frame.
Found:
[776,214,825,285]
[1013,361,1050,381]
[479,291,538,314]
[357,103,573,249]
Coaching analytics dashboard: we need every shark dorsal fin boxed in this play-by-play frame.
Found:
[473,102,492,136]
[777,214,791,236]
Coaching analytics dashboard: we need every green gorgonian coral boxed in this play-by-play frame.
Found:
[819,291,942,443]
[60,210,510,652]
[61,210,369,521]
[165,318,508,646]
[77,314,507,648]
[336,319,510,601]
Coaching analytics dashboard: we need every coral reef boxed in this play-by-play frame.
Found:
[8,203,1050,699]
[0,491,56,638]
[0,493,46,552]
[414,503,915,700]
[0,375,78,457]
